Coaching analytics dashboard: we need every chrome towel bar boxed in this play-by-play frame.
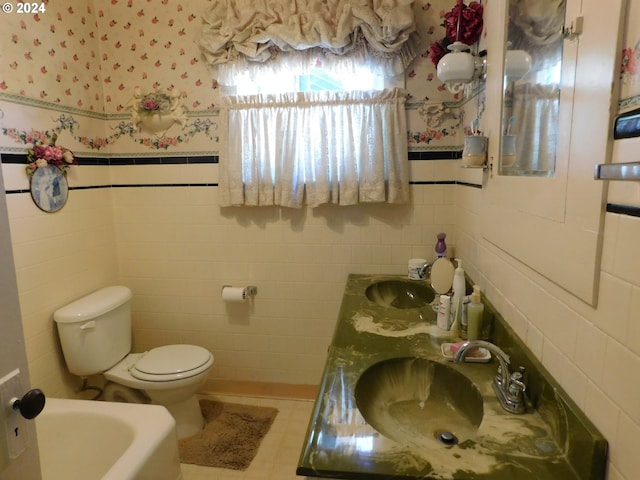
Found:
[594,162,640,181]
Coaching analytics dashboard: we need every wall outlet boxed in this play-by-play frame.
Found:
[0,369,27,468]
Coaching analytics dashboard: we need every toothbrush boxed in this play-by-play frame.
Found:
[506,116,515,136]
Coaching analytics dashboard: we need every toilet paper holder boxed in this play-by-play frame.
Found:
[243,286,258,298]
[222,285,257,300]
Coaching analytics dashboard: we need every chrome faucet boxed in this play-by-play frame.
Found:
[419,262,431,279]
[453,340,527,414]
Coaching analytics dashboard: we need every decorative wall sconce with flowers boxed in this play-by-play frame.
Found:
[131,87,187,137]
[429,0,485,94]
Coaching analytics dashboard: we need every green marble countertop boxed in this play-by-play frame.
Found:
[297,274,607,480]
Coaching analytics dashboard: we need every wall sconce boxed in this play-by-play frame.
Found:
[436,41,486,94]
[504,49,532,79]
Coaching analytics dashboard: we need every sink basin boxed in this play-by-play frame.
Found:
[365,280,434,309]
[355,357,483,449]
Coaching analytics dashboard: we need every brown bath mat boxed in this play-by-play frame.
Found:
[178,399,278,470]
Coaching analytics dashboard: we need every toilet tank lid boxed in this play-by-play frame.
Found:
[53,286,132,324]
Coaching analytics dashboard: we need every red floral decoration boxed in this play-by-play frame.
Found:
[428,37,452,68]
[25,133,77,177]
[428,1,484,68]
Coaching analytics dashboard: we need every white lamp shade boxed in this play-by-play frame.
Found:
[437,51,476,84]
[505,50,532,79]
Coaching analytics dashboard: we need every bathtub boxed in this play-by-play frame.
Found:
[35,398,183,480]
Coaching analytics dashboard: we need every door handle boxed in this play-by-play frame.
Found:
[11,389,46,419]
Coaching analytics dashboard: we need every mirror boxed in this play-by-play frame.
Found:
[483,0,625,305]
[500,0,567,176]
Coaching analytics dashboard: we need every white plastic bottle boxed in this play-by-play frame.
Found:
[437,294,451,330]
[450,259,466,328]
[467,285,484,341]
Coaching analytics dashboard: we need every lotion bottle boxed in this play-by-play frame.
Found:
[467,285,484,341]
[450,259,466,326]
[437,294,451,330]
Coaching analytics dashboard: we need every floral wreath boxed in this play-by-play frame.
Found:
[136,91,175,114]
[26,133,77,177]
[429,1,484,68]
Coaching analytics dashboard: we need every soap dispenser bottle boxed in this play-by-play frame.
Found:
[434,232,447,259]
[467,285,484,341]
[450,259,466,335]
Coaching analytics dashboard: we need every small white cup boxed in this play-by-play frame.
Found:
[408,258,428,280]
[502,135,517,167]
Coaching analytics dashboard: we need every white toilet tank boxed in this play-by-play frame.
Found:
[53,286,133,377]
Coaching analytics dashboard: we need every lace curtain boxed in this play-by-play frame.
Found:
[511,83,559,172]
[219,89,409,208]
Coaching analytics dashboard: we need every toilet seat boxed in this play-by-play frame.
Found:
[130,345,213,382]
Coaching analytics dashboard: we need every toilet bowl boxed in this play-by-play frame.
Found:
[103,382,150,404]
[53,286,214,440]
[103,345,213,439]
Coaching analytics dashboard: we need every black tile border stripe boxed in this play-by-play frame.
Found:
[110,183,218,188]
[606,203,640,217]
[3,151,462,166]
[2,150,479,194]
[408,151,462,160]
[1,154,220,165]
[5,180,476,195]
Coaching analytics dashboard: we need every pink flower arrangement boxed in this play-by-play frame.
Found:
[429,1,484,68]
[138,92,173,113]
[26,133,77,177]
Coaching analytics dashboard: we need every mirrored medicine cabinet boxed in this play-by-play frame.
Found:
[482,0,625,306]
[500,0,568,177]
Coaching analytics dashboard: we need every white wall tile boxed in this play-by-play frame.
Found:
[573,320,607,384]
[614,412,640,480]
[602,339,640,423]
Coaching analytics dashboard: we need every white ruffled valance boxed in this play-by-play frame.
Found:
[196,0,419,76]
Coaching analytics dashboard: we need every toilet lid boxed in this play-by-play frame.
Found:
[130,345,212,381]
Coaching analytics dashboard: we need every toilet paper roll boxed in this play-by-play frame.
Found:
[222,286,246,303]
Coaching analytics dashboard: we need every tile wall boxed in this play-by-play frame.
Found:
[454,137,640,480]
[1,158,463,397]
[3,163,119,396]
[112,181,458,385]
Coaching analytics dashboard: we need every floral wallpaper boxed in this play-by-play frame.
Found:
[0,0,467,154]
[620,0,640,112]
[2,2,101,110]
[3,0,636,155]
[0,0,216,113]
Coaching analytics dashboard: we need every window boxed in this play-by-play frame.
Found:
[233,62,386,96]
[196,1,419,208]
[217,50,410,208]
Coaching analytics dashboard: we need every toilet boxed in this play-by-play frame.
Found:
[53,286,214,439]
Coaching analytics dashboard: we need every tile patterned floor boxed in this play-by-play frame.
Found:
[181,394,322,480]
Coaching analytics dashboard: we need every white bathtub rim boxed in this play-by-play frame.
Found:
[38,397,181,480]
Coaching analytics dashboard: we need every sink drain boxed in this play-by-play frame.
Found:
[435,431,459,445]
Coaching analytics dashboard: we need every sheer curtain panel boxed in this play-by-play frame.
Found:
[199,0,417,208]
[220,89,409,208]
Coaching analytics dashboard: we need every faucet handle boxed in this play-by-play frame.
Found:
[507,371,526,404]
